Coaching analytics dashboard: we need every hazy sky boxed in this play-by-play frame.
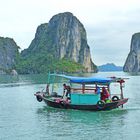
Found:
[1,0,140,66]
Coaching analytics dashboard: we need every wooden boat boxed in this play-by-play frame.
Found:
[34,74,128,111]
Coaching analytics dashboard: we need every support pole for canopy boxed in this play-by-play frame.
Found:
[51,72,56,93]
[120,79,125,99]
[82,84,85,94]
[120,79,125,108]
[47,71,51,84]
[107,84,111,99]
[120,83,124,99]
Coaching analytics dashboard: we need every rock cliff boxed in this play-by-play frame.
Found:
[22,12,97,72]
[0,37,19,74]
[124,33,140,72]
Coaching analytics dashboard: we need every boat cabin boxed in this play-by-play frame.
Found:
[47,74,126,105]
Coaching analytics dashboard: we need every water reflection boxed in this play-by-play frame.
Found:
[125,72,140,76]
[0,74,49,85]
[36,106,128,124]
[0,74,19,83]
[35,105,130,140]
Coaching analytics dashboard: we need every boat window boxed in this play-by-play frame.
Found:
[70,84,102,94]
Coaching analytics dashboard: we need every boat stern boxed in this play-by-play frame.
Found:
[116,98,129,107]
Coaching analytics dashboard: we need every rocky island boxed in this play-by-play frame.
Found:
[124,33,140,72]
[0,12,97,74]
[0,37,19,74]
[98,63,123,72]
[18,12,97,73]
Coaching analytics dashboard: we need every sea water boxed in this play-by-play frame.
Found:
[0,72,140,140]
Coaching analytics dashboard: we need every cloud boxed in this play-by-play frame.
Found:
[0,0,140,66]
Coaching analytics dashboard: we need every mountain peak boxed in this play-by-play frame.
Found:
[21,12,97,73]
[124,32,140,72]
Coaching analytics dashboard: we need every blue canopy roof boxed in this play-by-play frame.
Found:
[51,74,113,84]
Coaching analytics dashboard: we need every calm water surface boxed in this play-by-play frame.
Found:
[0,72,140,140]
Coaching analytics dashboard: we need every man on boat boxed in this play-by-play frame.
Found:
[63,84,71,99]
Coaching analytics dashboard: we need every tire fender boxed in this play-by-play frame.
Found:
[112,96,119,101]
[36,95,43,102]
[97,100,105,109]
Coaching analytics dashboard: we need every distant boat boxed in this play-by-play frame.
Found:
[34,74,128,111]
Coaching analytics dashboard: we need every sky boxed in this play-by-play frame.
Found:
[0,0,140,66]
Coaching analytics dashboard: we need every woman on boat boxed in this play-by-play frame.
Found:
[63,83,71,98]
[101,87,110,101]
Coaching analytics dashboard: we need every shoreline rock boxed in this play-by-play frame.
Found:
[124,33,140,72]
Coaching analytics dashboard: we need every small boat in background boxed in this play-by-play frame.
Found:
[34,73,128,111]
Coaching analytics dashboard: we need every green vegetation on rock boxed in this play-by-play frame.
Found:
[15,53,85,74]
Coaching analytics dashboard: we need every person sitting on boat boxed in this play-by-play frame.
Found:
[63,83,71,99]
[95,86,100,94]
[101,87,110,101]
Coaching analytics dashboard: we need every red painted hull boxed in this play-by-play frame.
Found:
[42,96,128,111]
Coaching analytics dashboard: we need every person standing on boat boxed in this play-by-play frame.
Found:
[63,84,71,98]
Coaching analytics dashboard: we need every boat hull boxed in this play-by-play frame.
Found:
[42,96,128,111]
